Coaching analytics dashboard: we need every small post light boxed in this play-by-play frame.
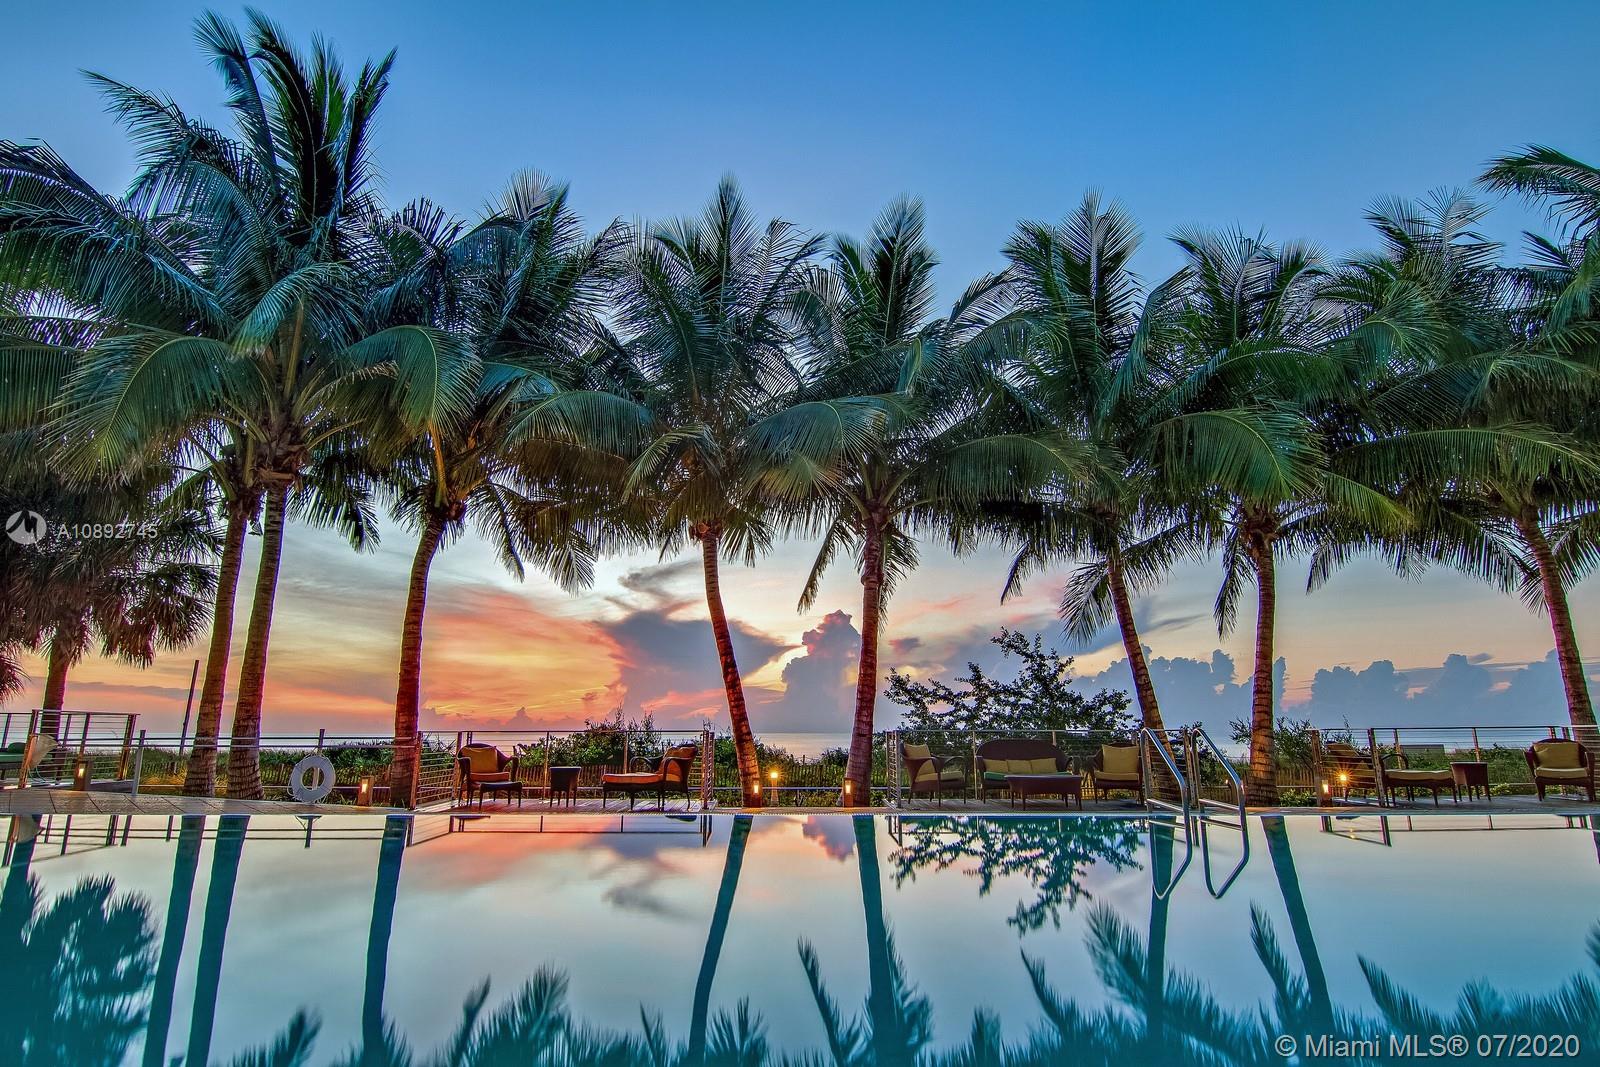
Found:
[357,775,374,806]
[843,779,854,804]
[73,758,90,791]
[1321,780,1331,797]
[751,778,761,803]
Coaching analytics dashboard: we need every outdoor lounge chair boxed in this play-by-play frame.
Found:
[1089,743,1145,802]
[0,735,58,788]
[1378,751,1456,806]
[602,744,698,810]
[900,742,966,804]
[1322,739,1379,801]
[457,743,520,807]
[1525,739,1597,802]
[975,739,1070,802]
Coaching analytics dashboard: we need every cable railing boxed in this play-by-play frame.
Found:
[1312,724,1600,806]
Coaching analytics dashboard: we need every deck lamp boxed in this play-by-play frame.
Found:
[751,778,761,803]
[843,779,854,804]
[357,775,374,806]
[73,758,90,790]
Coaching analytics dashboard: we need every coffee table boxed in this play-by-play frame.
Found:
[1451,761,1490,802]
[1005,773,1083,810]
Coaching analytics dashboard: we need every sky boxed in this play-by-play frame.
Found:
[5,1,1600,740]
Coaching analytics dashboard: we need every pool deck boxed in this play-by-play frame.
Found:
[0,787,397,818]
[2,787,1595,820]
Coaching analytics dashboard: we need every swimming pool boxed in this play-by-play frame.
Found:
[3,812,1598,1065]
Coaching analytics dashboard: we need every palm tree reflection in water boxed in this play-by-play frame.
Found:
[4,815,1600,1064]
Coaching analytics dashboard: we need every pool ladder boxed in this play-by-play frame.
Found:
[1139,727,1251,898]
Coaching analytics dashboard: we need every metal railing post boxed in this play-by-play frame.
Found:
[316,728,326,754]
[1472,727,1482,763]
[131,731,146,797]
[1369,727,1386,807]
[543,730,552,790]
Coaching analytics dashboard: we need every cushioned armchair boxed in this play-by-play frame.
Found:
[1526,739,1596,802]
[457,743,518,805]
[1089,744,1144,802]
[975,739,1069,801]
[901,742,966,803]
[602,744,699,810]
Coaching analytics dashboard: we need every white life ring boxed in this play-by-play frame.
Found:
[289,754,336,803]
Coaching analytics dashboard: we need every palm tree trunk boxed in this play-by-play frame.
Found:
[185,814,248,1067]
[226,482,289,800]
[1107,553,1165,734]
[855,815,909,1064]
[362,815,408,1052]
[1515,512,1596,730]
[1246,537,1279,806]
[689,813,752,1063]
[184,497,252,796]
[699,526,761,805]
[1143,820,1176,1048]
[389,513,445,807]
[38,627,76,739]
[1262,816,1332,1029]
[142,815,205,1067]
[845,528,885,806]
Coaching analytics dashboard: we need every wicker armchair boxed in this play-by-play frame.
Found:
[602,744,699,810]
[1525,739,1597,802]
[900,742,966,804]
[1089,743,1145,802]
[457,743,519,806]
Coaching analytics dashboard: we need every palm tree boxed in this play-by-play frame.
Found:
[364,181,645,804]
[4,465,216,736]
[793,198,1066,802]
[997,195,1204,740]
[614,179,886,805]
[0,14,462,797]
[1164,230,1349,805]
[185,814,248,1067]
[689,813,752,1063]
[1317,192,1600,731]
[142,815,205,1067]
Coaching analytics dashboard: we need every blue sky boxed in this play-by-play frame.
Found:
[6,1,1600,734]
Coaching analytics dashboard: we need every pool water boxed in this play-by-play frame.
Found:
[3,812,1598,1065]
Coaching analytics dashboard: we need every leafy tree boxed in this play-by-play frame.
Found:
[885,627,1133,736]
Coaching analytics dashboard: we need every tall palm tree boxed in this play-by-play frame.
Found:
[614,180,886,805]
[0,14,457,797]
[1164,230,1364,805]
[689,813,752,1063]
[142,815,205,1067]
[364,181,646,804]
[1317,192,1600,731]
[792,199,1066,802]
[997,195,1204,740]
